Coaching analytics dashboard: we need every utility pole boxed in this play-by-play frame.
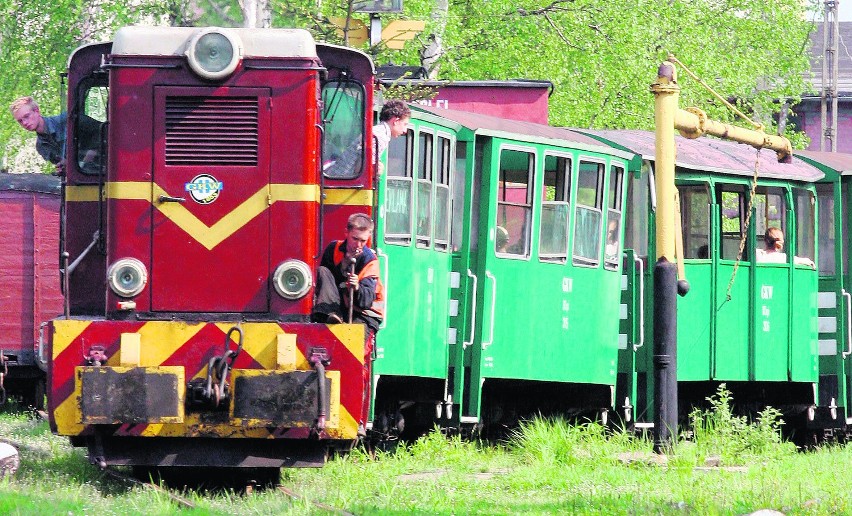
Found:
[822,0,839,151]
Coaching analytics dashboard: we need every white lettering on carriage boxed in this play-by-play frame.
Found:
[761,285,773,300]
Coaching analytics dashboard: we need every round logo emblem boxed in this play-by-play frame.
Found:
[184,174,223,204]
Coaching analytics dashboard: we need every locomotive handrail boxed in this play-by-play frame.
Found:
[633,255,645,351]
[462,269,478,349]
[843,289,852,359]
[316,123,325,260]
[377,248,389,329]
[64,230,100,275]
[482,271,497,350]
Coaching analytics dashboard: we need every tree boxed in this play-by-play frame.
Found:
[0,0,173,173]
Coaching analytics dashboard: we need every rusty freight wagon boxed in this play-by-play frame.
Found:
[0,172,62,409]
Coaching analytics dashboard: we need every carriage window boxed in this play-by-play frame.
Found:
[604,164,624,270]
[76,83,108,176]
[416,132,434,247]
[451,144,467,251]
[817,183,835,273]
[719,186,746,261]
[434,135,452,251]
[753,188,787,263]
[680,184,710,259]
[572,160,604,265]
[321,80,365,179]
[539,154,571,262]
[624,161,651,258]
[795,188,816,266]
[496,148,534,256]
[384,129,414,244]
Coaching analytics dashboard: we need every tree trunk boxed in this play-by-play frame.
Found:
[238,0,270,28]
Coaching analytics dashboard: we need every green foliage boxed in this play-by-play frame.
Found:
[684,383,797,465]
[0,0,173,172]
[510,416,646,466]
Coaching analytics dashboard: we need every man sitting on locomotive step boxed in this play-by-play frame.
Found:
[312,212,385,331]
[313,213,384,436]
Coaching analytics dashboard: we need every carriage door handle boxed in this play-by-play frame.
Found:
[482,271,497,349]
[462,270,478,349]
[158,195,186,203]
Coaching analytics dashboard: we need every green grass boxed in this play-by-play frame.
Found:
[2,390,852,515]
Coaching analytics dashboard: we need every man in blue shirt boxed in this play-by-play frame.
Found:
[10,96,68,173]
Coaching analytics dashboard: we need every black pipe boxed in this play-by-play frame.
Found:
[312,360,328,430]
[653,257,678,453]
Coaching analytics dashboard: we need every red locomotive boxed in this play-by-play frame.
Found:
[48,26,376,471]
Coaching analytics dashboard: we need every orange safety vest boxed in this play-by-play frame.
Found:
[329,241,385,320]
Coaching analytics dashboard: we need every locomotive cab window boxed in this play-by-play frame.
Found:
[495,147,534,257]
[539,153,571,262]
[321,80,366,179]
[384,128,414,244]
[604,164,624,270]
[75,80,108,176]
[718,186,747,261]
[680,184,710,259]
[416,131,434,248]
[572,160,604,266]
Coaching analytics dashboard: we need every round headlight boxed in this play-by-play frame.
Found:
[186,28,242,80]
[107,258,148,298]
[272,260,312,300]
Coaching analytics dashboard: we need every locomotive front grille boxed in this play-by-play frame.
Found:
[164,96,259,166]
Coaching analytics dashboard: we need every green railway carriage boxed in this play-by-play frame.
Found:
[584,130,823,428]
[797,151,852,432]
[371,105,639,436]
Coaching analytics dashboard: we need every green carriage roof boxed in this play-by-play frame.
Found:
[409,105,636,161]
[580,129,824,183]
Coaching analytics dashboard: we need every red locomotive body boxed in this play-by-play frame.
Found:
[48,27,376,470]
[0,173,62,408]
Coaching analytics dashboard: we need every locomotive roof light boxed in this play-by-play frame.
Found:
[107,258,148,298]
[273,260,313,300]
[186,28,243,80]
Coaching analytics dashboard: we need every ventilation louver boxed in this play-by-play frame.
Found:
[165,97,258,166]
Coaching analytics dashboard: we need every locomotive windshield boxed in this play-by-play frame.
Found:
[321,79,366,179]
[74,76,107,176]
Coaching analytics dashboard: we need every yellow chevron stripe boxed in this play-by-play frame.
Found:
[52,320,93,359]
[104,182,318,250]
[136,321,206,368]
[328,324,366,365]
[212,323,307,370]
[54,391,84,435]
[65,185,100,202]
[323,188,373,206]
[270,184,320,203]
[68,182,371,249]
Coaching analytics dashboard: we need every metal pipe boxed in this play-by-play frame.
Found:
[674,108,792,163]
[650,61,680,453]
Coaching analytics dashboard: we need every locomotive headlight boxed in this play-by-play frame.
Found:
[272,260,313,300]
[186,28,242,80]
[107,258,148,298]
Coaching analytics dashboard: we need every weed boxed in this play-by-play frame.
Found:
[684,383,796,465]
